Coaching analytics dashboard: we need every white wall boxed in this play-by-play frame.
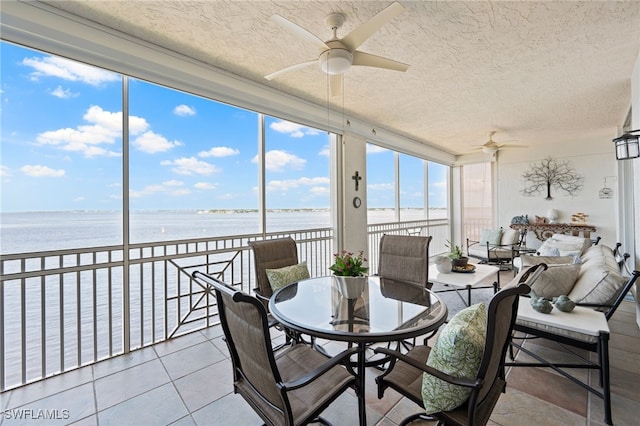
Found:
[496,134,619,249]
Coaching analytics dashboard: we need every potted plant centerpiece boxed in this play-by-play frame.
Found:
[446,240,469,268]
[329,250,368,298]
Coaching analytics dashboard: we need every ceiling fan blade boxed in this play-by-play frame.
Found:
[271,15,329,50]
[265,59,318,80]
[330,74,343,96]
[498,144,528,149]
[352,51,409,72]
[341,1,404,51]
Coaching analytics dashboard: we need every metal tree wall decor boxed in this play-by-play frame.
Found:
[521,156,584,200]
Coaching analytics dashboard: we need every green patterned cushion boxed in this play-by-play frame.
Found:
[421,303,487,414]
[265,261,310,291]
[479,228,503,245]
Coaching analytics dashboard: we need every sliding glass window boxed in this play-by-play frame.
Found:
[263,116,330,231]
[128,79,259,242]
[0,42,123,253]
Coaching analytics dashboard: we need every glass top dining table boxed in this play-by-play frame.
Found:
[269,275,448,426]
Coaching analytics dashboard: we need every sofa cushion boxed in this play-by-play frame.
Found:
[421,303,486,414]
[547,234,592,255]
[521,255,576,268]
[265,261,310,291]
[538,235,590,257]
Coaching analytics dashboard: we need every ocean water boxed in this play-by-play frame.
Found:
[0,209,443,254]
[0,208,446,388]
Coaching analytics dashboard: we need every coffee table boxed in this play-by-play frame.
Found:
[429,263,500,306]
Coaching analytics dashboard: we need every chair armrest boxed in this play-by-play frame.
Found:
[373,347,482,390]
[253,288,270,303]
[466,238,480,249]
[280,347,359,391]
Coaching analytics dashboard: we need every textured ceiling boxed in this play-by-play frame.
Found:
[44,1,640,155]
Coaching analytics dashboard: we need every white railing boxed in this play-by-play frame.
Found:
[0,217,450,391]
[367,218,450,275]
[0,228,332,391]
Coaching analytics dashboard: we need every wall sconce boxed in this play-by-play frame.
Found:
[612,129,640,160]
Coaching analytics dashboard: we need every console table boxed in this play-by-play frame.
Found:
[510,223,596,241]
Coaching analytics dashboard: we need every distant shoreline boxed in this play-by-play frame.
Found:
[2,207,448,215]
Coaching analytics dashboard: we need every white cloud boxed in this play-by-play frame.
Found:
[266,176,329,192]
[318,146,330,157]
[173,104,196,116]
[252,150,306,172]
[22,55,119,86]
[160,157,220,175]
[74,196,85,202]
[37,105,150,158]
[130,180,191,198]
[194,182,217,190]
[20,164,65,177]
[0,166,10,177]
[368,182,394,191]
[50,86,78,99]
[431,180,447,188]
[366,144,389,154]
[309,186,330,196]
[270,120,321,138]
[132,131,182,154]
[198,146,240,158]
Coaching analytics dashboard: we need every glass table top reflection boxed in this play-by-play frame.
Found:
[269,275,448,343]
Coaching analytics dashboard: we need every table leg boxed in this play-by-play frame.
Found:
[357,341,367,426]
[467,286,472,306]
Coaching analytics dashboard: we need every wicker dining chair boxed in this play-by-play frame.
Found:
[193,271,357,426]
[374,264,546,426]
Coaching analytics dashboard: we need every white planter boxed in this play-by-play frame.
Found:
[333,276,367,299]
[435,259,452,274]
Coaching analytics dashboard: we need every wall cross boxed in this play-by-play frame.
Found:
[352,171,362,191]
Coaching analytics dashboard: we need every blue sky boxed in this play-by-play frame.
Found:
[1,41,446,212]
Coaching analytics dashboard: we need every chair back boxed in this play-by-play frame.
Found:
[194,272,286,416]
[467,264,546,424]
[378,234,432,288]
[249,237,299,307]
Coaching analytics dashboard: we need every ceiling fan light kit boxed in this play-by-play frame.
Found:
[320,49,353,75]
[612,129,640,160]
[482,145,499,154]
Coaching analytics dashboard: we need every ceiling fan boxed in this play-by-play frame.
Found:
[265,1,409,95]
[475,131,528,154]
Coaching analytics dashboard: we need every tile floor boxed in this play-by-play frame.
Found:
[1,270,639,426]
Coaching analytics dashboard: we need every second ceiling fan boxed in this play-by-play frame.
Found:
[475,131,528,154]
[265,1,410,95]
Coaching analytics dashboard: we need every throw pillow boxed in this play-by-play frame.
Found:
[500,228,519,246]
[538,246,560,257]
[479,229,503,245]
[265,261,310,291]
[529,264,581,298]
[421,303,487,414]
